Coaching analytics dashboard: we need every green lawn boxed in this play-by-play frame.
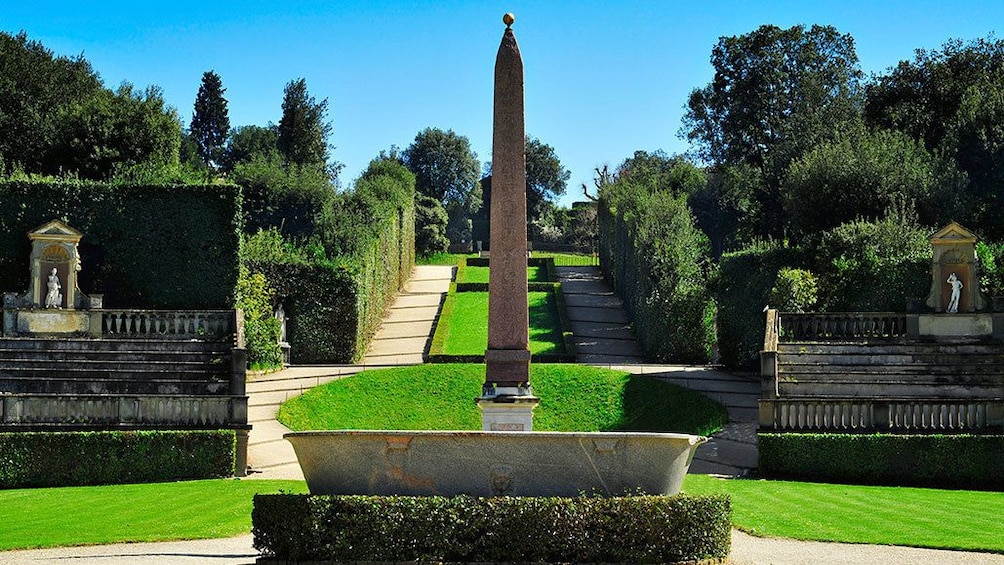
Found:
[683,474,1004,553]
[278,363,727,435]
[0,479,307,550]
[436,291,565,356]
[458,265,546,283]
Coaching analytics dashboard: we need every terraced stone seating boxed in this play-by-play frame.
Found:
[760,311,1004,433]
[0,309,248,473]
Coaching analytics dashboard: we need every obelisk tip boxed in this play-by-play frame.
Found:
[503,13,515,28]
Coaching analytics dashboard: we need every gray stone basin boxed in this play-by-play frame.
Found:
[285,430,707,497]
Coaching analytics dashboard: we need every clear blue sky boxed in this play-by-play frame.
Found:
[3,1,1001,206]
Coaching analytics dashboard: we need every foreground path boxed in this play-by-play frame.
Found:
[6,530,1003,565]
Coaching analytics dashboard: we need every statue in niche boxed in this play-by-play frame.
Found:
[946,272,963,313]
[44,268,62,309]
[274,303,287,344]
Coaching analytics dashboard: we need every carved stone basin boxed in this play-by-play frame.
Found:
[286,430,707,497]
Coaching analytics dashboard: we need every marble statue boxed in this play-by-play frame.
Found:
[45,268,62,309]
[947,272,963,313]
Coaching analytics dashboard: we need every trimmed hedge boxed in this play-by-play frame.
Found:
[759,433,1004,490]
[0,180,241,309]
[715,242,806,369]
[599,187,714,363]
[253,493,731,564]
[0,430,236,488]
[242,161,416,364]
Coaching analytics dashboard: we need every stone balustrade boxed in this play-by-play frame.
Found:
[101,309,236,341]
[778,312,908,341]
[0,394,248,428]
[760,398,1003,432]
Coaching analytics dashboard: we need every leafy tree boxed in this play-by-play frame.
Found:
[277,78,331,169]
[190,70,230,171]
[688,164,759,258]
[865,36,1004,237]
[415,194,449,256]
[230,153,333,239]
[782,128,967,236]
[0,30,103,174]
[402,127,481,243]
[682,24,863,236]
[224,124,279,171]
[616,150,705,198]
[813,212,930,312]
[479,135,571,242]
[524,136,570,222]
[55,83,181,179]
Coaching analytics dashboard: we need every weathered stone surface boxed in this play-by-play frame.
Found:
[485,21,530,390]
[287,430,705,497]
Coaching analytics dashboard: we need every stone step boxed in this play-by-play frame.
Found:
[0,376,230,395]
[777,382,1002,398]
[0,338,231,353]
[0,349,225,362]
[779,353,1004,365]
[0,365,227,383]
[780,363,1004,376]
[0,358,228,373]
[778,342,1004,355]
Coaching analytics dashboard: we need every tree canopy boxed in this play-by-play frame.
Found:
[682,24,863,237]
[402,127,481,243]
[190,70,230,171]
[277,78,331,170]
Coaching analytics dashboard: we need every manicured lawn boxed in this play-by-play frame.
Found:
[278,363,727,435]
[0,479,307,550]
[683,474,1004,553]
[437,291,565,356]
[458,265,546,283]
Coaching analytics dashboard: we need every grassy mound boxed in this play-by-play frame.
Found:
[435,291,565,357]
[277,364,727,435]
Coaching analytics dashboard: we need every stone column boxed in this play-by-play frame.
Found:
[478,13,540,431]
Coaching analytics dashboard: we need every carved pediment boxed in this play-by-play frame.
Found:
[28,220,82,243]
[930,221,977,245]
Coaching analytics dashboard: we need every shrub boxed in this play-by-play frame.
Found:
[236,267,282,369]
[976,239,1004,297]
[253,493,731,564]
[759,433,1004,490]
[769,267,818,312]
[812,216,929,311]
[0,430,235,488]
[415,193,449,257]
[0,179,241,308]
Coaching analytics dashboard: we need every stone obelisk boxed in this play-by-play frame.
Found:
[477,13,540,431]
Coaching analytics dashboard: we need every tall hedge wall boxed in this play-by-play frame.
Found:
[598,186,714,363]
[715,242,807,369]
[243,162,416,364]
[0,180,242,308]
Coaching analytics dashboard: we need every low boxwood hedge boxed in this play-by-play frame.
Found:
[253,493,731,564]
[759,433,1004,490]
[0,430,235,488]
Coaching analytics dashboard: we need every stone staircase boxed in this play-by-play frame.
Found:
[0,338,233,396]
[761,311,1004,432]
[776,341,1004,399]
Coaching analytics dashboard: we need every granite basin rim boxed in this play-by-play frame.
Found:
[285,429,708,497]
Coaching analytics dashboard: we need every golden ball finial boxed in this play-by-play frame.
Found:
[503,13,515,27]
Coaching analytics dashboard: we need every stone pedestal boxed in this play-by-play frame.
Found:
[477,388,540,431]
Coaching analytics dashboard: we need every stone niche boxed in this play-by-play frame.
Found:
[3,220,101,336]
[925,222,987,314]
